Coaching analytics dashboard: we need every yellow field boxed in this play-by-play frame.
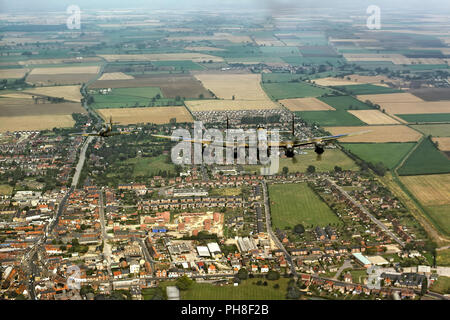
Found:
[400,174,450,206]
[433,137,450,151]
[313,74,398,87]
[357,93,450,115]
[324,125,422,142]
[279,97,335,111]
[97,107,194,124]
[0,115,75,132]
[358,93,424,104]
[21,85,82,102]
[193,73,269,100]
[28,66,100,75]
[0,68,29,79]
[99,53,224,62]
[185,99,280,112]
[98,72,134,80]
[347,110,401,125]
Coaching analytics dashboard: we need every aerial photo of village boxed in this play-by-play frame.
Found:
[0,0,449,303]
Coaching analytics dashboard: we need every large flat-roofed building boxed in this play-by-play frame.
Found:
[197,246,210,257]
[352,253,372,268]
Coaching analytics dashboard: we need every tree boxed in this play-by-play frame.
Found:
[267,270,280,281]
[286,286,301,299]
[421,277,428,296]
[293,224,305,235]
[237,267,249,280]
[306,165,316,174]
[176,275,193,291]
[282,166,289,175]
[334,165,342,173]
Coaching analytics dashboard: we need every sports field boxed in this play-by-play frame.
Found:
[268,182,341,229]
[342,142,416,169]
[122,155,176,178]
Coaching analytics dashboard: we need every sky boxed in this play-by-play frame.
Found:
[0,0,449,13]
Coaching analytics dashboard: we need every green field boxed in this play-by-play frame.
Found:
[123,155,175,177]
[341,142,416,169]
[398,137,450,175]
[151,60,204,70]
[268,182,341,229]
[244,149,358,174]
[262,73,306,83]
[281,56,345,66]
[0,184,13,195]
[426,205,450,236]
[262,81,332,100]
[91,86,164,108]
[295,110,366,126]
[396,113,450,123]
[333,84,402,95]
[411,124,450,137]
[318,95,373,111]
[430,276,450,295]
[437,249,450,266]
[181,279,290,300]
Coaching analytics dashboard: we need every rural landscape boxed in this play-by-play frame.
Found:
[0,0,449,305]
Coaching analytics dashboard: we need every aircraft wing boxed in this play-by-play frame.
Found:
[290,130,372,148]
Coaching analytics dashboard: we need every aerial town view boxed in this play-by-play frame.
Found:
[0,0,449,309]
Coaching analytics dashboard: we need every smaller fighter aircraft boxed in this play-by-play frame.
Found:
[71,117,133,137]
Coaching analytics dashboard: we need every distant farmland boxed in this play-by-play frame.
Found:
[268,183,341,229]
[296,110,366,126]
[318,95,373,111]
[396,113,450,123]
[341,142,416,169]
[398,137,450,175]
[324,125,421,143]
[411,124,450,137]
[262,81,332,100]
[96,106,193,124]
[332,84,402,95]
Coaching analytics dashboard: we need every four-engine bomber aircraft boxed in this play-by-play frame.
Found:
[71,117,132,137]
[152,116,371,161]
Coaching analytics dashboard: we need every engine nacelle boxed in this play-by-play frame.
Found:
[285,148,295,158]
[314,144,325,155]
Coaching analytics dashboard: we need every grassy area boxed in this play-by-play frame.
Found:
[91,86,164,108]
[151,60,204,70]
[281,56,345,66]
[425,206,450,236]
[411,124,450,137]
[437,249,450,266]
[262,81,332,100]
[268,182,341,229]
[123,155,175,177]
[244,149,358,174]
[209,187,242,196]
[350,269,368,284]
[430,276,450,295]
[341,142,416,169]
[295,110,366,126]
[396,113,450,123]
[318,95,373,111]
[333,84,402,95]
[0,184,13,195]
[262,73,306,83]
[181,278,290,300]
[398,137,450,175]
